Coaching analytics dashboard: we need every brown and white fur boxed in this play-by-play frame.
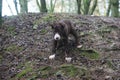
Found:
[49,20,82,61]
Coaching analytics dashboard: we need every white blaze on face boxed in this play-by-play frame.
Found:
[54,33,61,40]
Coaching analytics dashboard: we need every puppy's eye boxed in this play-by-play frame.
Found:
[52,26,58,29]
[51,26,54,29]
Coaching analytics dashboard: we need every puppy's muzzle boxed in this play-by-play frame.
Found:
[54,33,61,40]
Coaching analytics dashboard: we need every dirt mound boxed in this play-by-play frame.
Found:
[0,13,120,80]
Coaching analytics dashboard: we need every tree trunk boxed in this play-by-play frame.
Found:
[89,0,97,15]
[40,0,47,12]
[14,0,19,14]
[68,0,71,12]
[76,0,81,14]
[61,0,64,12]
[83,0,91,15]
[111,0,119,17]
[50,0,53,12]
[36,0,41,12]
[106,0,111,16]
[0,0,2,26]
[50,0,56,13]
[19,0,28,13]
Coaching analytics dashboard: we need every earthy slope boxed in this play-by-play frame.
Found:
[0,13,120,80]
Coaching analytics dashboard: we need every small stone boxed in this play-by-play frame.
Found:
[33,25,38,29]
[44,58,48,61]
[104,68,114,73]
[77,45,82,48]
[105,76,112,80]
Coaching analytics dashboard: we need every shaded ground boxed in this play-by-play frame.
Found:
[0,13,120,80]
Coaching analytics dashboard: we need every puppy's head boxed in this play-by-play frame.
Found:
[50,22,65,40]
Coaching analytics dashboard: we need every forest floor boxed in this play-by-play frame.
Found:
[0,13,120,80]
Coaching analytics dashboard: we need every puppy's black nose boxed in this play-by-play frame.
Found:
[56,37,59,40]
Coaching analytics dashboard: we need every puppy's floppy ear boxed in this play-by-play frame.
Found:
[59,22,65,29]
[59,22,68,34]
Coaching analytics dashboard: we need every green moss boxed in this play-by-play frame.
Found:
[60,65,78,77]
[16,67,32,79]
[38,66,53,78]
[7,26,17,36]
[40,29,47,35]
[33,14,57,25]
[6,44,24,53]
[97,26,112,37]
[27,75,37,80]
[107,60,115,69]
[40,66,51,71]
[98,28,111,33]
[56,64,86,77]
[43,14,56,22]
[14,61,34,79]
[80,49,100,59]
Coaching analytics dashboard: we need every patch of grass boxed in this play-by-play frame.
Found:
[5,44,24,53]
[40,29,47,35]
[16,67,32,79]
[38,66,53,78]
[27,75,38,80]
[42,14,57,23]
[15,61,34,79]
[97,26,112,36]
[7,26,17,36]
[80,49,100,59]
[60,65,78,77]
[57,64,86,77]
[107,60,115,69]
[33,14,57,25]
[98,28,111,33]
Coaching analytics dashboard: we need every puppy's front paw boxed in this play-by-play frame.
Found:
[77,45,82,48]
[65,57,72,62]
[49,54,55,60]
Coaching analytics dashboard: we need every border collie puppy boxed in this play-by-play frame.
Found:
[49,20,82,61]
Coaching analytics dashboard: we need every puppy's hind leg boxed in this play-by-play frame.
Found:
[70,29,79,45]
[71,29,82,48]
